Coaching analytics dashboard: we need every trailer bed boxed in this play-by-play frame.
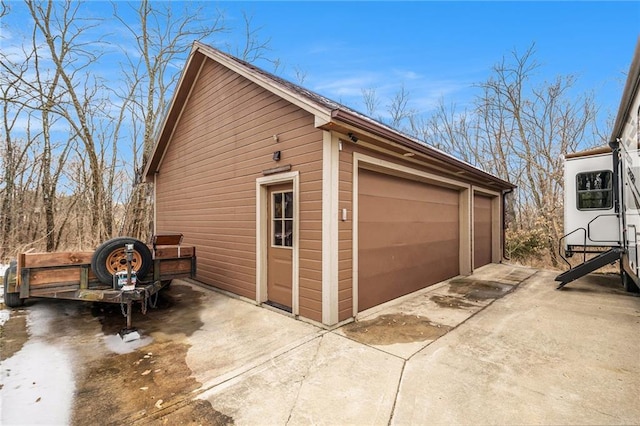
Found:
[5,239,196,305]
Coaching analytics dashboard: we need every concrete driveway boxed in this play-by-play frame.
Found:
[1,263,639,425]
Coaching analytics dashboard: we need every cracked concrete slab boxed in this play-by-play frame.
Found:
[391,270,640,425]
[185,287,322,389]
[333,264,537,359]
[200,332,404,425]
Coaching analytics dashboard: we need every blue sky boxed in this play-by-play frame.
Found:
[212,1,639,127]
[3,1,639,135]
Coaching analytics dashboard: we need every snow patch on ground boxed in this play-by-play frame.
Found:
[1,264,10,326]
[103,332,154,354]
[0,341,75,425]
[0,304,76,426]
[0,309,10,326]
[1,340,75,425]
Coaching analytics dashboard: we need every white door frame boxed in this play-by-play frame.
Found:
[256,171,300,315]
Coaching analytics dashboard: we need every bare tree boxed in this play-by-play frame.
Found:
[114,0,228,240]
[293,65,308,85]
[21,0,118,245]
[0,0,277,258]
[234,12,271,62]
[387,84,414,130]
[408,44,599,266]
[409,101,482,166]
[0,52,31,258]
[478,45,597,265]
[361,87,380,118]
[0,2,79,255]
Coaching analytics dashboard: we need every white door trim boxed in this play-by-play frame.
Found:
[256,171,300,315]
[322,131,340,325]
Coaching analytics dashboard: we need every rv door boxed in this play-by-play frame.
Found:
[563,152,619,249]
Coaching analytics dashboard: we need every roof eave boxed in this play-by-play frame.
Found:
[329,109,516,190]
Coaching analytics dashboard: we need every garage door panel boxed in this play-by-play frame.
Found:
[359,222,459,250]
[359,171,459,202]
[360,240,459,279]
[474,194,493,268]
[360,195,458,223]
[359,245,459,311]
[358,169,460,311]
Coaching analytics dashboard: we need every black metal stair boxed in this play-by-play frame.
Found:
[555,248,622,289]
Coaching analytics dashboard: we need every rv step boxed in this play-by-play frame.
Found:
[555,248,622,289]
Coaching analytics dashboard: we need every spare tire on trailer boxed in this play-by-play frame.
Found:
[91,237,152,285]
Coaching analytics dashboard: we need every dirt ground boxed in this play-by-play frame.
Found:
[1,284,233,425]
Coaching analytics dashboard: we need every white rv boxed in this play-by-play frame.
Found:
[558,38,640,292]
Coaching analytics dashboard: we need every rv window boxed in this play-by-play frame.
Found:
[576,170,613,210]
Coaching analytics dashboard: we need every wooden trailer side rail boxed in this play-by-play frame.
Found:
[11,246,196,303]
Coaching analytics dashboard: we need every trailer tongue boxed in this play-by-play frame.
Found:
[3,234,196,340]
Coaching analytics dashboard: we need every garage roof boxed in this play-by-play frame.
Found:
[144,41,515,190]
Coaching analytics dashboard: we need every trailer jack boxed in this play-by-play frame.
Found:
[118,244,142,342]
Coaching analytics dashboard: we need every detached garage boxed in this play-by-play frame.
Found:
[144,42,515,327]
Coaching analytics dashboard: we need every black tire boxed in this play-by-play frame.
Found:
[623,270,640,293]
[91,237,152,285]
[4,260,23,308]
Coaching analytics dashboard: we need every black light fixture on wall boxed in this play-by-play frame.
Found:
[273,150,281,161]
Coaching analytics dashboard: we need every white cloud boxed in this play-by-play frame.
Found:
[304,65,472,119]
[391,69,423,80]
[311,72,380,97]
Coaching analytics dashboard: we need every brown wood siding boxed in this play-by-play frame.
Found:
[155,59,323,321]
[358,168,460,311]
[473,193,493,269]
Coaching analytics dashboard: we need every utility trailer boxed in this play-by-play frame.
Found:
[556,38,640,291]
[2,234,196,334]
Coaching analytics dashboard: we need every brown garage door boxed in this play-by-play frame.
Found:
[473,193,493,269]
[358,169,460,311]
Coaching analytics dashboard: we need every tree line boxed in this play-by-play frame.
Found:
[1,1,607,268]
[0,0,270,259]
[363,45,605,267]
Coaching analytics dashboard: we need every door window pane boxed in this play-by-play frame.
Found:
[284,192,294,218]
[273,219,283,246]
[284,220,293,247]
[272,191,294,247]
[274,193,283,219]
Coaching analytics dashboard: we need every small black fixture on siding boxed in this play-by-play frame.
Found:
[273,151,281,161]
